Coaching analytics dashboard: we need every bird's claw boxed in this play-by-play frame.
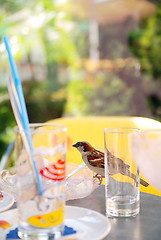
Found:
[93,174,103,184]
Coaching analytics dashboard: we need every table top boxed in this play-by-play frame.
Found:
[67,185,161,240]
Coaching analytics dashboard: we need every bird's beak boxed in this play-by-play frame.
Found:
[72,143,78,148]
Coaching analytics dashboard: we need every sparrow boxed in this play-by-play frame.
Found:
[72,141,149,187]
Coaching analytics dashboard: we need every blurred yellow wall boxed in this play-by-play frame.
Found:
[48,116,161,196]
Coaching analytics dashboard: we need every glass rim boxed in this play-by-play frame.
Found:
[14,123,67,134]
[104,127,140,134]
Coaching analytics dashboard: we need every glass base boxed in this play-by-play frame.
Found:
[18,225,64,240]
[106,207,139,217]
[106,196,140,217]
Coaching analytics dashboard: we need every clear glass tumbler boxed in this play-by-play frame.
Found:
[104,127,140,217]
[15,123,67,239]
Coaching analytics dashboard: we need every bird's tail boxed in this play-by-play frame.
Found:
[140,178,149,187]
[125,170,149,187]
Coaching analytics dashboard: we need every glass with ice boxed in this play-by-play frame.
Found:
[132,129,161,192]
[15,123,67,240]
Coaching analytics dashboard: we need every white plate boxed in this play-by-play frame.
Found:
[0,208,18,238]
[0,208,18,224]
[0,206,111,240]
[64,206,111,240]
[0,191,14,213]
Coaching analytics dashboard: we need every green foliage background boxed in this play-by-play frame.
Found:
[129,2,161,120]
[0,0,161,164]
[0,0,78,160]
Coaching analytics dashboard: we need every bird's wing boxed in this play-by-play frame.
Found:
[117,157,130,169]
[107,150,130,169]
[88,150,104,168]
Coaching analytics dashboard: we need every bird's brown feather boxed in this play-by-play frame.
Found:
[88,150,104,168]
